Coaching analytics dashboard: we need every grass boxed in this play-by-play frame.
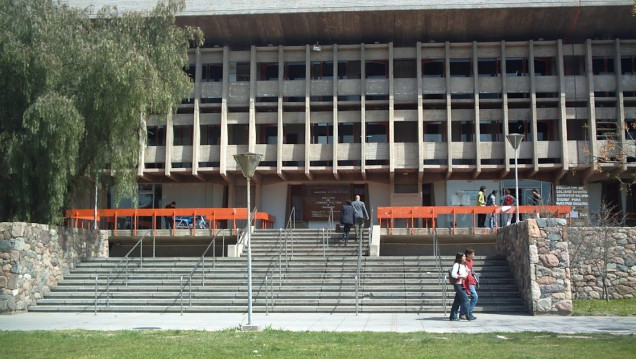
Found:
[0,330,634,359]
[573,298,636,316]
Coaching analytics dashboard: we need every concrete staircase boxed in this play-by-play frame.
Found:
[30,228,526,313]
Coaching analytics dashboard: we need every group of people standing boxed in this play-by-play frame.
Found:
[476,187,542,228]
[449,249,479,321]
[339,195,370,244]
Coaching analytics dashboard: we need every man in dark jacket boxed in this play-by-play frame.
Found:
[351,195,369,240]
[340,200,355,244]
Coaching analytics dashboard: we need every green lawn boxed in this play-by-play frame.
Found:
[0,330,634,359]
[573,298,636,316]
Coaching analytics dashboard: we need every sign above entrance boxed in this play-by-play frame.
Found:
[303,185,351,221]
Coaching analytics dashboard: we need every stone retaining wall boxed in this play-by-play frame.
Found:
[568,227,636,300]
[0,222,108,313]
[496,218,573,315]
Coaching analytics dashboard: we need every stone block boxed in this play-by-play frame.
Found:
[539,254,560,268]
[555,300,573,315]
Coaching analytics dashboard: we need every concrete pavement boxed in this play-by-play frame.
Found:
[1,312,635,334]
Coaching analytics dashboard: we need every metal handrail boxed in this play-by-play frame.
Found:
[100,230,150,310]
[433,226,447,316]
[354,218,369,315]
[178,229,225,313]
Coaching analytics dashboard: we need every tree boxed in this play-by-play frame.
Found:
[0,0,202,224]
[568,201,624,301]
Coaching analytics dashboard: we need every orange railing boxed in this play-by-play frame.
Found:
[65,208,276,236]
[377,205,572,234]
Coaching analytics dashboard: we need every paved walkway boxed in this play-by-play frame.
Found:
[1,312,635,334]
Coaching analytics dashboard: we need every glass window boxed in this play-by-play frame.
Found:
[147,126,166,146]
[366,122,388,143]
[200,125,220,145]
[173,125,193,146]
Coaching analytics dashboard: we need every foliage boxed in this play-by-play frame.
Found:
[0,330,635,359]
[573,298,636,316]
[0,0,202,224]
[568,201,624,301]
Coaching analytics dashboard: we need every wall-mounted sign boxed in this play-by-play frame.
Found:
[555,185,589,225]
[303,185,351,221]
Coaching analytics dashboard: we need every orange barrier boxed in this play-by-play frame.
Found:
[377,205,572,234]
[65,208,276,236]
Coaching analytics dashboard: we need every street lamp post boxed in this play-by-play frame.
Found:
[506,134,523,224]
[233,152,262,328]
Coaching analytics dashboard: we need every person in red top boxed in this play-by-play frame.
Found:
[460,248,478,320]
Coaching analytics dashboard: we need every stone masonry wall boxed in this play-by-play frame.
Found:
[568,227,636,300]
[496,218,572,315]
[0,222,108,313]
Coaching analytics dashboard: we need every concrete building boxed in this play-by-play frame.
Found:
[67,1,636,228]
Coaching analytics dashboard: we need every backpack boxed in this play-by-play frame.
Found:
[504,195,514,206]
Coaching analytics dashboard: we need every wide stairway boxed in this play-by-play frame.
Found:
[30,228,526,313]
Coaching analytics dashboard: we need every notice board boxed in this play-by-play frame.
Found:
[302,185,351,221]
[555,185,589,225]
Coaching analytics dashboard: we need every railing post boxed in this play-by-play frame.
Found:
[106,274,110,308]
[94,275,98,315]
[180,276,183,315]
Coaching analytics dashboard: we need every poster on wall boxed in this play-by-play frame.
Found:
[555,185,589,226]
[302,185,352,221]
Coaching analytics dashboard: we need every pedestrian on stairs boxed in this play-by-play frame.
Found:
[340,200,355,245]
[351,194,369,241]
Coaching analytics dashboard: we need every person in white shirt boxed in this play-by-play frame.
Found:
[449,252,476,321]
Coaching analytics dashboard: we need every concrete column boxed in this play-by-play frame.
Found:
[501,41,511,173]
[360,44,367,174]
[445,42,453,174]
[529,40,539,172]
[585,39,598,162]
[192,47,201,176]
[220,46,230,176]
[277,46,284,176]
[249,46,257,153]
[416,42,424,176]
[305,45,312,175]
[388,42,395,175]
[557,40,569,172]
[473,41,481,173]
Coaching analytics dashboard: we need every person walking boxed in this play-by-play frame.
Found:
[486,190,497,228]
[339,200,355,245]
[476,186,486,227]
[500,189,516,226]
[351,194,369,241]
[449,252,475,321]
[164,201,176,229]
[459,248,479,320]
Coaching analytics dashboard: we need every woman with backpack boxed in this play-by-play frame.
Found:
[501,189,516,226]
[449,252,475,321]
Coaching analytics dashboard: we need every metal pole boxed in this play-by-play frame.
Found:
[514,148,520,223]
[94,172,98,230]
[247,176,253,325]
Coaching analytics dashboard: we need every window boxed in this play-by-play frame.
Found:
[285,62,306,80]
[311,61,334,79]
[479,121,502,142]
[537,120,556,141]
[201,63,222,82]
[593,57,615,75]
[534,57,554,76]
[509,120,531,141]
[422,59,444,78]
[394,60,416,78]
[284,124,305,144]
[311,123,333,144]
[258,125,277,144]
[228,124,248,145]
[452,121,474,142]
[338,123,360,143]
[259,63,279,81]
[478,58,499,77]
[366,61,387,79]
[506,58,527,76]
[173,126,193,146]
[566,119,587,141]
[596,119,618,140]
[621,56,635,75]
[229,62,250,82]
[340,61,361,80]
[394,122,418,143]
[626,120,636,140]
[147,126,166,146]
[564,56,585,76]
[423,122,446,142]
[184,64,196,81]
[366,122,388,143]
[450,59,471,77]
[200,125,220,145]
